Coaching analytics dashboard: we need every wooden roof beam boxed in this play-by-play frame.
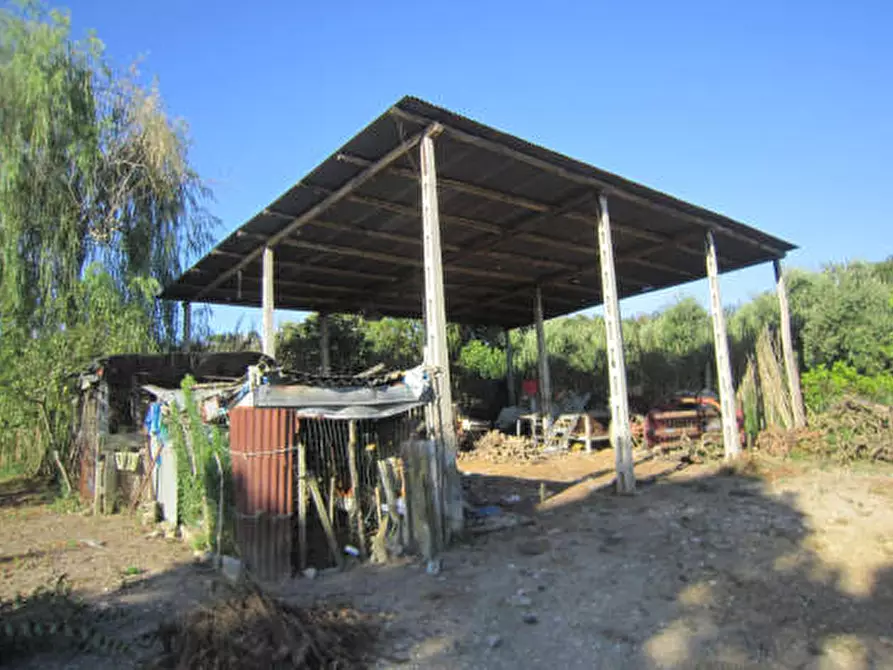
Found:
[193,122,441,300]
[337,152,707,257]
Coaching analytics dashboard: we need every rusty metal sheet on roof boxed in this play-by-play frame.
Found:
[160,96,796,328]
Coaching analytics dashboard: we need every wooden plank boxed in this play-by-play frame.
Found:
[194,124,439,300]
[307,476,344,569]
[262,246,275,359]
[774,259,806,428]
[597,195,635,493]
[346,420,366,557]
[584,414,593,453]
[374,485,382,526]
[706,231,742,458]
[327,475,336,528]
[297,443,308,571]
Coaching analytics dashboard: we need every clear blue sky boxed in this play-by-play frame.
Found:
[64,0,893,334]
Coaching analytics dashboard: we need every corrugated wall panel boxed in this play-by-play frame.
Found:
[230,407,296,580]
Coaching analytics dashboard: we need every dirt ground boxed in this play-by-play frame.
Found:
[3,451,893,669]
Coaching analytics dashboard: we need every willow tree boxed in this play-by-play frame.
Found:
[0,5,214,472]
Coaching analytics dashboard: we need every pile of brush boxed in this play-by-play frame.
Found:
[460,430,543,464]
[150,582,378,669]
[757,397,893,463]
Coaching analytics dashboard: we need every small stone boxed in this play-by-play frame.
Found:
[522,612,539,624]
[390,649,412,662]
[426,558,443,575]
[517,538,550,556]
[486,634,503,648]
[510,594,533,607]
[302,567,318,580]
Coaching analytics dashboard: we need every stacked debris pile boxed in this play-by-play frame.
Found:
[150,582,379,670]
[757,397,893,463]
[459,430,544,464]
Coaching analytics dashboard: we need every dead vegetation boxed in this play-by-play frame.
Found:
[756,397,893,463]
[150,581,379,670]
[459,430,546,464]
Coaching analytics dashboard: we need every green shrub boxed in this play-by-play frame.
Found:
[164,376,234,553]
[801,362,893,413]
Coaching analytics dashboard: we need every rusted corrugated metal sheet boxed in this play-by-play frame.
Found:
[230,407,296,580]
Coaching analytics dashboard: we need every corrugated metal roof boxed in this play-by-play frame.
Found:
[161,96,796,328]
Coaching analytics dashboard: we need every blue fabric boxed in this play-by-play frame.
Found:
[144,402,162,436]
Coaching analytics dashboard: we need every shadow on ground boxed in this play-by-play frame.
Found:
[405,460,893,669]
[3,458,893,669]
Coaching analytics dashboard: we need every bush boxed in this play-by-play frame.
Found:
[165,376,234,553]
[801,362,893,414]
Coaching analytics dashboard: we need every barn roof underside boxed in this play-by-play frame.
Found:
[161,96,796,328]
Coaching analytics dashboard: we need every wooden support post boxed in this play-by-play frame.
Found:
[319,313,331,374]
[297,443,308,571]
[596,195,635,494]
[374,486,383,525]
[774,259,806,428]
[419,131,463,540]
[262,246,276,359]
[182,302,192,352]
[584,414,593,453]
[308,477,343,569]
[347,420,366,557]
[505,328,516,406]
[706,231,742,458]
[328,475,336,528]
[534,286,553,428]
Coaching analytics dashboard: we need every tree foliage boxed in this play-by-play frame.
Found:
[269,258,893,416]
[0,5,213,472]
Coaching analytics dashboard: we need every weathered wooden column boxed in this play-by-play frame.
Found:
[774,258,806,428]
[419,129,463,539]
[505,328,517,406]
[705,231,741,458]
[182,302,192,352]
[319,312,331,374]
[596,194,635,493]
[533,286,553,428]
[262,246,276,359]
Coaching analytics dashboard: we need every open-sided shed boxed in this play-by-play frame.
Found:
[162,96,800,520]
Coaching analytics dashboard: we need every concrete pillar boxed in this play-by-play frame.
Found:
[262,246,275,359]
[705,231,741,458]
[420,131,463,540]
[596,194,635,493]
